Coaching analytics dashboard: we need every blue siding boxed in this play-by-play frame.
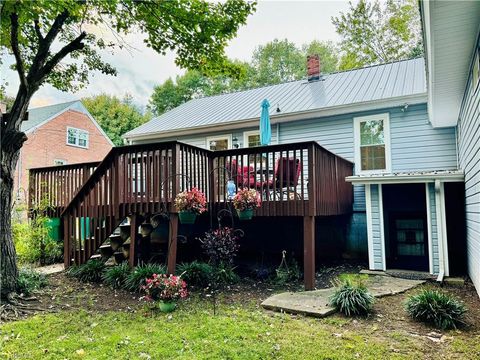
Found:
[370,185,384,270]
[458,52,480,295]
[427,183,440,274]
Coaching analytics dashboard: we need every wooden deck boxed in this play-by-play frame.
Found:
[29,141,353,289]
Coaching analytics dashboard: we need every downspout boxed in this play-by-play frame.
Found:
[435,180,445,282]
[276,123,280,144]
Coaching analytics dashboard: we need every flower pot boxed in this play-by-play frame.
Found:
[237,208,253,220]
[158,300,176,313]
[179,210,197,224]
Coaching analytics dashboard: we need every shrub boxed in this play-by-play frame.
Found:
[198,227,240,265]
[141,274,188,302]
[17,268,48,296]
[329,274,375,316]
[125,263,167,292]
[103,262,131,289]
[405,289,467,330]
[177,261,214,288]
[275,257,301,285]
[66,259,106,283]
[213,262,239,286]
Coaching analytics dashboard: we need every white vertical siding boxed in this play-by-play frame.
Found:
[427,183,440,274]
[458,63,480,296]
[369,184,385,270]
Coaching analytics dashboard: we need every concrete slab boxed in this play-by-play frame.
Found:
[261,275,425,317]
[35,263,64,275]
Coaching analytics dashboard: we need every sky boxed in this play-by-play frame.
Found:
[1,1,351,109]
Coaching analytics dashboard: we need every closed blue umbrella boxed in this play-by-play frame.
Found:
[260,99,271,146]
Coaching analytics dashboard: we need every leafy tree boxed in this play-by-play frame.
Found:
[303,40,339,74]
[82,94,152,146]
[332,0,423,70]
[0,86,15,111]
[0,0,255,299]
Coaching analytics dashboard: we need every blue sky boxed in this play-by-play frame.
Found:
[1,1,350,109]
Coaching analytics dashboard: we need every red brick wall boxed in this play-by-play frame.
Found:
[14,109,112,203]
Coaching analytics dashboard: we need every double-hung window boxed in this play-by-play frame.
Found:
[354,113,391,173]
[67,127,89,148]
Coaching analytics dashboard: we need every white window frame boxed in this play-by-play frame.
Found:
[243,130,260,148]
[206,134,232,150]
[66,126,89,149]
[354,113,391,174]
[53,159,67,166]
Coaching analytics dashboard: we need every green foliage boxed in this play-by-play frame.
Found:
[17,267,48,296]
[212,262,239,286]
[13,195,62,265]
[275,257,301,285]
[125,263,167,292]
[405,289,467,330]
[329,274,375,316]
[332,0,423,70]
[177,261,214,288]
[148,38,340,116]
[66,259,106,283]
[102,262,131,289]
[82,94,151,145]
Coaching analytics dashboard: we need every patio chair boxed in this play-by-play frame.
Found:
[228,159,263,189]
[262,157,302,200]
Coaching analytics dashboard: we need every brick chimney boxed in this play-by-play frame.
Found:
[307,54,320,81]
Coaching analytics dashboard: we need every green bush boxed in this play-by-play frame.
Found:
[177,261,214,288]
[329,274,374,316]
[405,289,467,330]
[102,262,131,289]
[275,258,301,285]
[66,259,106,283]
[213,262,239,286]
[125,263,166,292]
[17,267,48,296]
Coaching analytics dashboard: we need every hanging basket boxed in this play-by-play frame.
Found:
[158,300,176,313]
[179,210,197,224]
[237,208,254,220]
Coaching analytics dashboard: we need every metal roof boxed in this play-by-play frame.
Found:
[21,100,83,132]
[125,57,427,139]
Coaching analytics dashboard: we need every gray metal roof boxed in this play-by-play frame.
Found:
[125,57,426,139]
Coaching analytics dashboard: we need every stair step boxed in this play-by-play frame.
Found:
[109,235,125,251]
[99,244,114,257]
[90,254,102,260]
[113,251,128,264]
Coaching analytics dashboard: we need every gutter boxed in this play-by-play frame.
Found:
[123,93,428,142]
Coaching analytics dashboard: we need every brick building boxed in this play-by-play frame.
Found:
[14,100,113,204]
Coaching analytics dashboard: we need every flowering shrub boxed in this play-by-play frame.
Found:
[233,188,261,211]
[141,274,188,302]
[174,187,207,214]
[198,227,240,265]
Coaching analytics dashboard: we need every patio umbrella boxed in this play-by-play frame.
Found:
[260,99,271,145]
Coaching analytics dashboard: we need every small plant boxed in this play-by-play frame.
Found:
[405,289,467,330]
[198,227,240,265]
[125,263,167,292]
[275,251,301,285]
[103,262,131,289]
[174,187,207,214]
[329,274,374,316]
[17,267,48,296]
[66,259,106,283]
[213,262,239,286]
[141,274,188,303]
[233,188,261,211]
[177,261,214,288]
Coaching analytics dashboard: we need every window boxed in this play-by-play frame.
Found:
[206,135,231,151]
[53,159,67,166]
[244,130,261,148]
[67,127,89,148]
[354,113,391,173]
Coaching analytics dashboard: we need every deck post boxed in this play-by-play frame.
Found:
[167,213,179,274]
[128,214,138,267]
[303,215,316,290]
[63,216,70,267]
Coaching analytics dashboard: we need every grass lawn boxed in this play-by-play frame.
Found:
[1,273,479,359]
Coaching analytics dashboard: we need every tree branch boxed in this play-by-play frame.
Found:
[34,31,87,84]
[34,20,44,42]
[44,10,69,45]
[10,13,27,88]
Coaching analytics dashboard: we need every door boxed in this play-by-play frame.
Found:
[388,212,429,271]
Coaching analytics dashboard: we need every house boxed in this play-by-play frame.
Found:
[123,55,464,280]
[15,100,113,206]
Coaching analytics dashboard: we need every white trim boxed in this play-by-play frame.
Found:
[439,182,449,277]
[123,93,427,141]
[378,184,386,271]
[425,183,434,275]
[66,126,89,149]
[365,185,375,270]
[243,130,260,148]
[435,180,446,280]
[353,113,391,175]
[346,171,464,184]
[206,134,232,150]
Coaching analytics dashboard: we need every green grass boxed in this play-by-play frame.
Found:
[0,298,426,360]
